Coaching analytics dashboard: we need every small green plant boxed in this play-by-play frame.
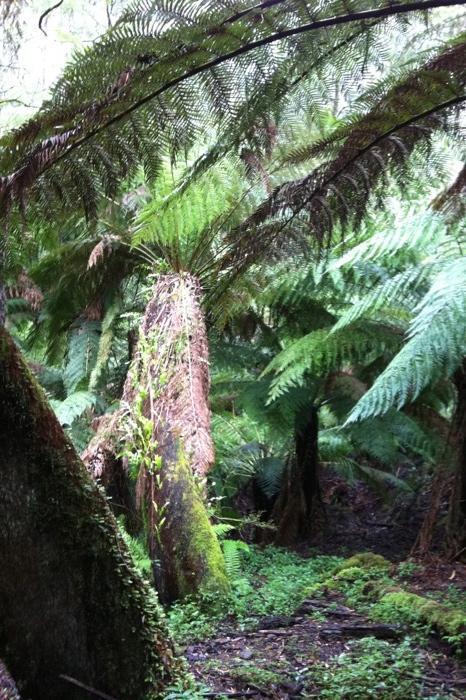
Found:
[310,637,424,699]
[117,517,152,576]
[167,546,342,643]
[168,597,219,644]
[212,522,250,580]
[229,663,282,691]
[164,678,213,699]
[396,561,423,579]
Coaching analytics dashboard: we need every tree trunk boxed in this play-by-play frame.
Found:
[124,273,229,604]
[410,407,453,557]
[272,406,325,546]
[82,412,141,534]
[0,328,180,699]
[448,360,466,559]
[0,282,5,327]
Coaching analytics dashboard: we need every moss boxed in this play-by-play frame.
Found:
[335,552,391,573]
[229,663,282,689]
[188,496,230,599]
[335,566,366,581]
[0,329,184,699]
[157,445,230,604]
[373,590,466,638]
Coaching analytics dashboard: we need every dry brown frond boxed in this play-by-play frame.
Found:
[125,272,214,477]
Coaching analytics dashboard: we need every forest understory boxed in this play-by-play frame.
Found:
[166,480,466,700]
[2,1,466,699]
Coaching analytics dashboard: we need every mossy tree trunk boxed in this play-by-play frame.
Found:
[448,360,466,559]
[124,273,229,604]
[0,328,180,699]
[272,405,325,546]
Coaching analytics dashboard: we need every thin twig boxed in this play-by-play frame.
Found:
[59,675,119,700]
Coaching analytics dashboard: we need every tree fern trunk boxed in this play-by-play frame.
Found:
[125,273,229,604]
[0,281,5,327]
[448,360,466,559]
[272,406,325,546]
[0,328,180,699]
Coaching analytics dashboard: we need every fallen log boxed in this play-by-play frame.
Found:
[319,623,403,640]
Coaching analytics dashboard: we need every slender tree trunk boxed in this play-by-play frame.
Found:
[410,407,453,557]
[124,272,228,604]
[0,328,180,699]
[448,360,466,559]
[0,283,5,327]
[272,406,325,546]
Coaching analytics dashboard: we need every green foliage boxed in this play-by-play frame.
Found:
[372,591,466,652]
[50,390,99,427]
[117,518,152,577]
[264,325,399,402]
[167,546,342,643]
[348,256,466,422]
[312,637,425,699]
[2,0,445,223]
[64,320,101,392]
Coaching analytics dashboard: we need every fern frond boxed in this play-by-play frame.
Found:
[348,258,466,421]
[50,390,99,426]
[264,325,400,401]
[64,320,101,393]
[329,210,445,269]
[220,539,250,580]
[331,261,434,332]
[1,0,460,218]
[233,37,466,250]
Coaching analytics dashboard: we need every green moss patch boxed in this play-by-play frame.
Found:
[335,552,391,573]
[372,590,466,650]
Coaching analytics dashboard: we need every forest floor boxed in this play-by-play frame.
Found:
[178,554,466,699]
[167,479,466,699]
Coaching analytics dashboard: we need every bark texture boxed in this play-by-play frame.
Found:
[448,360,466,558]
[0,328,180,700]
[272,406,325,546]
[0,283,5,327]
[136,272,215,478]
[82,412,141,534]
[125,273,228,604]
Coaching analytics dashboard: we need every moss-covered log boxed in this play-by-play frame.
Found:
[125,273,229,604]
[0,328,181,699]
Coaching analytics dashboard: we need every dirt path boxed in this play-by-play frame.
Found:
[186,590,466,699]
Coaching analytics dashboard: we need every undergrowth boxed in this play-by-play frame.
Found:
[165,547,464,699]
[168,546,341,643]
[309,637,436,699]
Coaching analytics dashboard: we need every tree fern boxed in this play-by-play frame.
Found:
[331,261,434,332]
[50,389,99,427]
[264,325,400,401]
[348,257,466,421]
[1,0,461,219]
[234,36,466,250]
[63,319,101,393]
